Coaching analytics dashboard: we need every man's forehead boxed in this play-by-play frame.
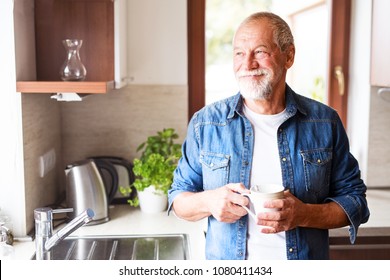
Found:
[234,21,274,45]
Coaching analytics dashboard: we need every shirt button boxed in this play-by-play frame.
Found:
[289,248,294,253]
[317,159,321,163]
[282,157,287,162]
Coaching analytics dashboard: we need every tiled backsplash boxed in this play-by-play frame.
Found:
[22,93,63,234]
[61,84,188,166]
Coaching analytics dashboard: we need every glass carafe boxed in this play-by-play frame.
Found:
[59,39,87,81]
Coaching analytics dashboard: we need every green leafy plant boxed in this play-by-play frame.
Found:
[137,128,182,162]
[120,128,182,206]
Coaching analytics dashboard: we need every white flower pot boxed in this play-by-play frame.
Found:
[137,185,168,213]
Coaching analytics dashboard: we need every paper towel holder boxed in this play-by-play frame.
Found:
[50,92,90,102]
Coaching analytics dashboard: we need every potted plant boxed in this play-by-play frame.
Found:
[120,128,182,213]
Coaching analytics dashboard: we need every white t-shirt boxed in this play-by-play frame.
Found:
[243,103,289,260]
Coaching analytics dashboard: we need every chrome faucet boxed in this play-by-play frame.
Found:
[34,207,94,260]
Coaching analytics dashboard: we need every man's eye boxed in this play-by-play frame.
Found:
[255,50,269,57]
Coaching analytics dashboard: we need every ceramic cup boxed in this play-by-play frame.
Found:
[241,184,285,221]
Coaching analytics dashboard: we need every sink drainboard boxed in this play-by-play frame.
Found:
[31,234,190,260]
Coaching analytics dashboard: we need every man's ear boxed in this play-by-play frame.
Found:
[285,44,295,69]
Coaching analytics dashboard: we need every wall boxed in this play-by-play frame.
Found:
[126,0,187,85]
[347,0,372,183]
[12,0,64,236]
[22,94,63,233]
[61,84,188,166]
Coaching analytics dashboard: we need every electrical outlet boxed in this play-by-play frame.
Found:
[39,148,56,178]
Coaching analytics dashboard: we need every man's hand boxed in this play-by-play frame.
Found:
[256,190,304,233]
[207,183,250,223]
[256,190,349,233]
[172,183,250,223]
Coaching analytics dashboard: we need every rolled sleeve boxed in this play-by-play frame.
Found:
[327,194,369,243]
[168,113,203,214]
[326,113,370,243]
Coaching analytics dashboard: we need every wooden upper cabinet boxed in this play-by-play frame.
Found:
[17,0,126,94]
[36,0,114,82]
[371,0,390,87]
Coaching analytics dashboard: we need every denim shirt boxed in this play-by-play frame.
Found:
[168,85,370,260]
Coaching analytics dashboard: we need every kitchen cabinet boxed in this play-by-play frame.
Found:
[16,0,127,94]
[370,0,390,87]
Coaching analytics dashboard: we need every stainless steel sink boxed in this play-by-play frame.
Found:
[31,234,190,260]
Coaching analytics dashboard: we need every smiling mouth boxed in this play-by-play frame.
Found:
[237,70,268,78]
[240,73,264,78]
[238,74,266,80]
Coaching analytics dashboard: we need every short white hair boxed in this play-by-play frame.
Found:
[237,12,294,52]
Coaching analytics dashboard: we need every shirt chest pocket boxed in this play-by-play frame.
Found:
[200,152,230,190]
[300,149,332,199]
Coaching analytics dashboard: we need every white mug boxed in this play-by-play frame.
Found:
[241,184,285,221]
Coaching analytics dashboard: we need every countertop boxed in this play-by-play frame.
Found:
[11,204,206,260]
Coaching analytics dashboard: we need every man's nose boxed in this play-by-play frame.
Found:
[243,54,259,70]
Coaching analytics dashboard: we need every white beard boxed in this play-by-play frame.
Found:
[236,69,274,100]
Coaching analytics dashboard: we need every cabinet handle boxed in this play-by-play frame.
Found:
[334,65,345,96]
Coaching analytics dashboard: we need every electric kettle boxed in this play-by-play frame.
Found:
[65,159,118,225]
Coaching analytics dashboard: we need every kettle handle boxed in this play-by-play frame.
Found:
[93,159,119,204]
